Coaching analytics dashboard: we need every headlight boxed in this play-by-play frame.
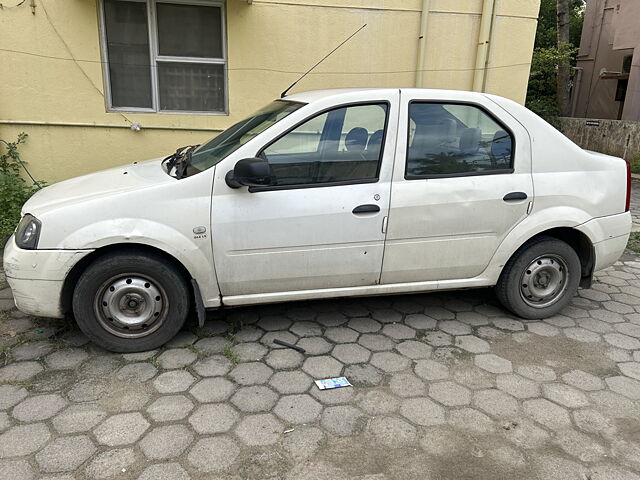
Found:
[15,214,41,250]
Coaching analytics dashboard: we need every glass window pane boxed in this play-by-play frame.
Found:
[104,0,152,108]
[262,104,388,187]
[158,62,224,112]
[157,3,223,58]
[406,103,513,177]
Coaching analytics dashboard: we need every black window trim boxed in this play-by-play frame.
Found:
[249,100,391,193]
[404,100,516,180]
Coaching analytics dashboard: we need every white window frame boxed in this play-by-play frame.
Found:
[98,0,228,115]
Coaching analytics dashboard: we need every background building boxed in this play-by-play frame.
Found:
[0,0,540,183]
[572,0,640,120]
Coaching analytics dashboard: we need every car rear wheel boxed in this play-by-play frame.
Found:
[495,236,581,319]
[72,251,190,352]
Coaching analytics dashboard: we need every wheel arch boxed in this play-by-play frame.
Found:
[61,243,194,315]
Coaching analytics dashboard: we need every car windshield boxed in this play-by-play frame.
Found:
[186,100,304,175]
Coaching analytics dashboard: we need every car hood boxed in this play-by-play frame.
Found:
[23,157,174,216]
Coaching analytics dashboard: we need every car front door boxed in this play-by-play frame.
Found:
[381,91,533,284]
[211,91,399,299]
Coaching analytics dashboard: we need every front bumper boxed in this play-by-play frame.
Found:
[3,236,93,318]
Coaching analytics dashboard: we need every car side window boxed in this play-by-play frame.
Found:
[260,103,388,187]
[405,102,513,178]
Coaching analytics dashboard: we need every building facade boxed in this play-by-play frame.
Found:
[572,0,640,120]
[0,0,540,183]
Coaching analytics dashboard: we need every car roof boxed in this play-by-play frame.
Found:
[283,88,490,103]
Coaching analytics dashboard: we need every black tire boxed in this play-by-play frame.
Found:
[495,236,581,319]
[72,251,190,352]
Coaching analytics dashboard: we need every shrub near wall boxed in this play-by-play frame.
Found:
[556,117,640,161]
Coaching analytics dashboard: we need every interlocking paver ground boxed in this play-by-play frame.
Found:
[3,251,640,478]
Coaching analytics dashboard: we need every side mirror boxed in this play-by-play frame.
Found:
[225,157,273,189]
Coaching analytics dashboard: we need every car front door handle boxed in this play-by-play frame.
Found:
[503,192,528,202]
[352,204,380,214]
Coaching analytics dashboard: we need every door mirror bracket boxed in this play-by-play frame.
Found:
[225,157,273,189]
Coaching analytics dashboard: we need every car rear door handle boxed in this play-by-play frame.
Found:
[352,204,380,214]
[503,192,528,202]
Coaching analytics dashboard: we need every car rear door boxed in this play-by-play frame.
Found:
[381,90,533,284]
[212,90,399,298]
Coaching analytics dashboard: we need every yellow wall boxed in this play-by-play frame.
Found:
[0,0,540,183]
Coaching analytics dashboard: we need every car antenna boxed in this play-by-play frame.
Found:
[280,23,367,98]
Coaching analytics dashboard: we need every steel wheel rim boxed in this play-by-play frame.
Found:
[519,254,569,308]
[94,274,168,338]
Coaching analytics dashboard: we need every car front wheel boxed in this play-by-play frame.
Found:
[495,236,581,319]
[72,251,190,352]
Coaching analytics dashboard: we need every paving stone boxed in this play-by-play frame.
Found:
[0,423,50,457]
[311,385,355,405]
[189,403,238,434]
[438,320,472,336]
[139,424,193,460]
[400,397,445,425]
[371,309,403,323]
[146,395,193,422]
[527,322,560,336]
[615,322,640,338]
[45,348,88,369]
[121,350,157,362]
[448,407,495,433]
[517,364,557,382]
[424,331,453,346]
[381,323,416,340]
[368,416,417,447]
[0,361,43,382]
[564,327,602,343]
[0,384,27,410]
[36,435,96,473]
[316,312,347,327]
[262,331,300,349]
[94,412,150,446]
[296,337,333,355]
[230,342,266,362]
[496,374,541,399]
[475,353,512,373]
[302,356,343,378]
[572,408,617,435]
[193,355,232,376]
[523,398,571,430]
[265,349,304,369]
[229,362,273,385]
[79,355,122,377]
[357,390,399,415]
[236,413,284,446]
[282,426,325,459]
[331,343,371,364]
[324,327,359,343]
[606,375,640,399]
[193,336,227,353]
[11,341,54,361]
[156,348,197,369]
[591,308,625,323]
[492,318,525,331]
[258,315,292,331]
[604,333,640,350]
[545,315,576,328]
[85,448,136,480]
[269,370,313,394]
[473,389,519,418]
[555,428,607,463]
[395,340,432,359]
[561,370,605,391]
[457,311,490,326]
[0,412,10,432]
[188,436,239,473]
[451,338,489,360]
[153,370,196,393]
[53,403,107,433]
[290,321,322,337]
[358,333,395,351]
[165,330,197,348]
[390,372,426,397]
[541,383,589,408]
[577,317,613,334]
[404,314,437,330]
[423,306,455,320]
[138,463,190,480]
[589,465,640,480]
[500,418,550,449]
[370,351,409,372]
[414,359,449,380]
[100,386,151,413]
[116,362,157,383]
[274,394,322,424]
[453,366,496,390]
[619,362,640,380]
[429,381,471,406]
[589,390,637,417]
[0,459,34,480]
[189,377,236,402]
[344,364,384,386]
[321,405,365,436]
[231,385,279,412]
[607,347,634,362]
[67,377,109,402]
[347,317,382,333]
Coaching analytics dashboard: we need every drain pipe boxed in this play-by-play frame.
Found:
[415,0,431,88]
[472,0,496,92]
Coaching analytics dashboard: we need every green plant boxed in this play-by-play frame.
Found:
[627,232,640,254]
[630,153,640,175]
[0,133,44,240]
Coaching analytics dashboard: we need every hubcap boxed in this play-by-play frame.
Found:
[95,275,167,338]
[520,254,569,308]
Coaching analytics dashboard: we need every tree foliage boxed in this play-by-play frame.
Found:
[525,0,585,117]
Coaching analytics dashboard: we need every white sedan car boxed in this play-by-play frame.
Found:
[3,88,632,352]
